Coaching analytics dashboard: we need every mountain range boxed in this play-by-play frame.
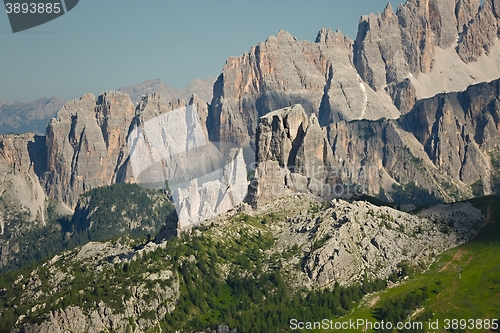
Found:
[0,77,215,136]
[1,0,500,332]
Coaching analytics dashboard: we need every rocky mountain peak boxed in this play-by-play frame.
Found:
[457,0,499,62]
[43,92,136,208]
[315,28,351,46]
[455,0,480,32]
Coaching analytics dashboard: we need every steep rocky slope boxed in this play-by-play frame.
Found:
[2,194,483,332]
[354,0,500,112]
[41,92,214,211]
[208,29,400,149]
[0,134,51,269]
[0,98,66,135]
[208,0,500,149]
[249,104,467,206]
[43,92,137,209]
[251,76,500,205]
[400,78,500,190]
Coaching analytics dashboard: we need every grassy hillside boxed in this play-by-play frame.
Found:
[320,195,500,333]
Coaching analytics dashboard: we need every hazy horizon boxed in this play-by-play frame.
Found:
[1,1,404,102]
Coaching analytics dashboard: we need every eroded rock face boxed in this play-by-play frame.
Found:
[172,148,248,228]
[456,0,481,33]
[358,0,449,85]
[43,92,136,209]
[353,0,500,113]
[42,92,213,213]
[287,198,483,286]
[208,29,400,149]
[252,79,500,206]
[400,78,500,188]
[457,0,499,62]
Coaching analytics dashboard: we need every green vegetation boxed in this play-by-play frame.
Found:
[0,236,173,332]
[471,178,485,197]
[1,189,499,332]
[0,184,175,274]
[0,211,387,333]
[388,182,442,206]
[321,195,500,333]
[73,183,174,241]
[0,199,72,274]
[157,224,387,333]
[490,151,500,195]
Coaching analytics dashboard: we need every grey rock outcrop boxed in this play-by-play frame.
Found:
[249,104,472,206]
[325,118,467,202]
[172,147,248,228]
[43,92,136,209]
[287,198,483,286]
[0,134,48,268]
[42,91,215,219]
[118,77,216,105]
[247,105,339,206]
[400,78,500,189]
[128,93,247,228]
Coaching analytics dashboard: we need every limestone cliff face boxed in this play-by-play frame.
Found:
[0,134,48,268]
[326,118,470,202]
[42,91,213,211]
[250,106,470,205]
[0,133,47,224]
[208,0,500,150]
[248,105,339,206]
[400,78,500,190]
[457,0,498,62]
[354,0,500,113]
[208,30,400,149]
[43,92,136,209]
[355,0,457,90]
[252,78,500,206]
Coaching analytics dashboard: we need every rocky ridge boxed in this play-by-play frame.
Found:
[209,0,500,149]
[279,197,482,286]
[251,76,500,205]
[5,194,484,332]
[10,240,179,333]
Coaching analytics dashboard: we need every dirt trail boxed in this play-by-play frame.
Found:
[438,249,465,273]
[368,295,380,309]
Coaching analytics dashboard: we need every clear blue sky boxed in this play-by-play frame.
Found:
[0,1,404,102]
